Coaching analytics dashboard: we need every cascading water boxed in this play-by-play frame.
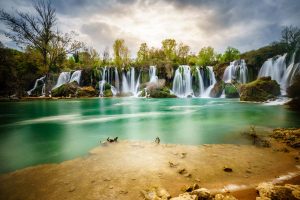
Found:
[53,72,71,89]
[69,70,82,84]
[280,52,300,95]
[223,59,248,84]
[149,65,158,83]
[202,66,216,98]
[258,52,300,95]
[196,67,205,97]
[114,67,120,92]
[172,65,193,98]
[121,67,140,96]
[258,54,287,84]
[27,76,46,96]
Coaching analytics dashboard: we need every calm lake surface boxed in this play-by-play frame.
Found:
[0,98,299,173]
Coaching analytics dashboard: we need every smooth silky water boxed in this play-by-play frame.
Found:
[0,98,299,173]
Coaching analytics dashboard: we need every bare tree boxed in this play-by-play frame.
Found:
[281,25,300,51]
[0,0,84,72]
[0,0,56,69]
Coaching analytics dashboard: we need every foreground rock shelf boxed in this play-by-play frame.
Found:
[0,136,299,200]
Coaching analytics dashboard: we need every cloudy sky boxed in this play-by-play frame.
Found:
[1,0,300,56]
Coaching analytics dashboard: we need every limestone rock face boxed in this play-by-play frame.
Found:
[210,81,225,98]
[240,77,280,102]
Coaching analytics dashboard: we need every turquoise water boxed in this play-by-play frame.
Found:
[0,98,299,173]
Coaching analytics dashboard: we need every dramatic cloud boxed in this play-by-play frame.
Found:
[1,0,300,56]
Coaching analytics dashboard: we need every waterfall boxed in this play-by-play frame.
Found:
[99,80,106,97]
[27,76,46,96]
[223,59,248,84]
[202,66,217,98]
[172,65,193,98]
[281,52,300,95]
[196,67,205,97]
[69,70,82,84]
[121,67,140,96]
[258,54,287,84]
[258,52,299,95]
[114,67,120,92]
[122,72,130,93]
[53,72,71,89]
[149,65,158,83]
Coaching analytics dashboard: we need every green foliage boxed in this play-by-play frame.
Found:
[113,39,130,69]
[136,43,149,66]
[220,47,240,63]
[162,39,177,61]
[287,74,300,111]
[197,46,216,66]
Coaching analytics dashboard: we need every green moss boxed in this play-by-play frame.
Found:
[51,82,79,97]
[224,83,239,98]
[240,77,280,102]
[103,89,113,97]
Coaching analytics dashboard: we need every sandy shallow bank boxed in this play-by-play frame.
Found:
[0,140,299,200]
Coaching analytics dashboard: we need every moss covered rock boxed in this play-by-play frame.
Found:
[51,82,79,97]
[103,89,113,97]
[224,83,240,98]
[77,86,97,97]
[209,81,224,98]
[141,86,176,98]
[240,77,280,102]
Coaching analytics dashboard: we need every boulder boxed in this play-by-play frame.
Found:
[240,77,280,102]
[271,128,300,148]
[256,182,300,200]
[224,83,239,98]
[77,86,97,97]
[51,82,79,97]
[210,81,225,98]
[141,86,176,98]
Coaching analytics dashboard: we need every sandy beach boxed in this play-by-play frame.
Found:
[0,138,299,200]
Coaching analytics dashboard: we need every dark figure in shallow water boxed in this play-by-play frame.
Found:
[106,137,118,143]
[155,137,160,144]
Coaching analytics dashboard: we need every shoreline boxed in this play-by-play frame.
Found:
[0,138,299,200]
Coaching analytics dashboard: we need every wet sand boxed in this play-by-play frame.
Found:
[0,140,299,200]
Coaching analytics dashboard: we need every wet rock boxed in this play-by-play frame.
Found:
[256,182,300,199]
[223,167,233,172]
[214,194,238,200]
[271,128,300,148]
[190,188,213,199]
[141,187,171,200]
[170,193,197,200]
[182,184,200,192]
